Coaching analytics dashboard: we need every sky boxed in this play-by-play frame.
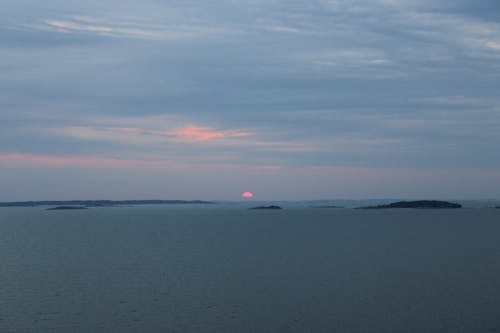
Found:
[1,0,500,201]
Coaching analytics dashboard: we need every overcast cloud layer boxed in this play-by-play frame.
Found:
[1,0,500,200]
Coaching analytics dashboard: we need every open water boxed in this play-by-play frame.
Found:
[1,205,499,332]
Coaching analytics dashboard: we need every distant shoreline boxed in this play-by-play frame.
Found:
[1,199,499,209]
[46,206,88,211]
[0,200,215,208]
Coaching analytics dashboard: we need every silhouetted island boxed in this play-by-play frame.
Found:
[0,200,215,208]
[250,205,283,210]
[46,206,88,211]
[310,205,344,209]
[357,200,462,209]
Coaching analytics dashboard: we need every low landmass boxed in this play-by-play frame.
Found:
[250,205,283,210]
[357,200,462,209]
[46,206,88,211]
[310,205,344,209]
[0,200,215,208]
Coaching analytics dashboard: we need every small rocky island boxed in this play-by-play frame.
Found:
[358,200,462,209]
[250,205,283,210]
[46,206,88,211]
[310,205,343,209]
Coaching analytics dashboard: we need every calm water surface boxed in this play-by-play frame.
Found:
[1,206,499,332]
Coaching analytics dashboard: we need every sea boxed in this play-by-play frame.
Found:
[1,202,499,332]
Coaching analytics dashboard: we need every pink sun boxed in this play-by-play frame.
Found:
[242,191,254,198]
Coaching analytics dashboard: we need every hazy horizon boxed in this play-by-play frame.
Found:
[1,198,499,207]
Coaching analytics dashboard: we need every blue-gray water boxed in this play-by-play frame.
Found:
[1,205,499,332]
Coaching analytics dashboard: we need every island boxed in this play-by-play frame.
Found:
[357,200,462,209]
[310,205,344,209]
[46,206,88,211]
[250,205,283,210]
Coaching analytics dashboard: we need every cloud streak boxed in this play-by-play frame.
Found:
[37,14,239,40]
[45,19,113,33]
[0,151,283,173]
[39,123,313,160]
[41,18,168,39]
[44,123,252,144]
[165,125,250,142]
[0,152,138,169]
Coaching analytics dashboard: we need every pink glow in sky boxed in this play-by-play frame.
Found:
[242,191,254,198]
[166,125,250,141]
[0,152,187,169]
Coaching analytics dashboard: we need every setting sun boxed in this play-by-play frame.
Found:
[241,191,254,198]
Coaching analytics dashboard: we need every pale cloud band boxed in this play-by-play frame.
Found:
[164,125,251,142]
[2,151,499,200]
